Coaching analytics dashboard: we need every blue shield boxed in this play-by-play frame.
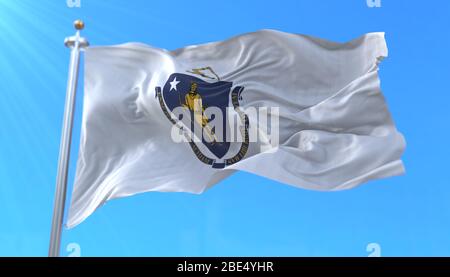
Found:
[160,73,232,159]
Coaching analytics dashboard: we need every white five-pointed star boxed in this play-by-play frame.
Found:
[169,77,180,91]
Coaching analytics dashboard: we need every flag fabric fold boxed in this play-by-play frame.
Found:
[67,30,405,228]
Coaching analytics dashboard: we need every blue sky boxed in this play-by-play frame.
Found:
[0,0,449,256]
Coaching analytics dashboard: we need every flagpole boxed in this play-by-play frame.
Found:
[49,20,89,257]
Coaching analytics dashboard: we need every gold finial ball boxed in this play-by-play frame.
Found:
[74,20,85,30]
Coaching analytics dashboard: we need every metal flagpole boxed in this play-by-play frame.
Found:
[49,20,89,257]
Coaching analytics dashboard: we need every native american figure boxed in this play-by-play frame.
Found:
[182,82,218,143]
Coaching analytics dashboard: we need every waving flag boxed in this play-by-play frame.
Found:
[67,30,405,228]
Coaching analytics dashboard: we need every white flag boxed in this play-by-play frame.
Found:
[67,30,405,228]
